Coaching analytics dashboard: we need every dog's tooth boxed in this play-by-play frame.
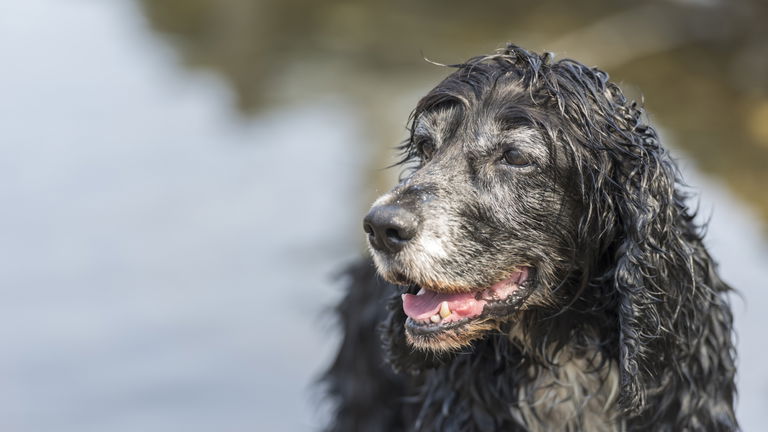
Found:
[430,314,441,323]
[439,301,451,318]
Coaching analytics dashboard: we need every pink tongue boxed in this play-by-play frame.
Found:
[402,290,485,320]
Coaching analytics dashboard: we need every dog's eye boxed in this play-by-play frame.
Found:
[502,148,531,167]
[418,139,436,162]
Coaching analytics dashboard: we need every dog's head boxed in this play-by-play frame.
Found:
[365,47,589,351]
[365,44,670,352]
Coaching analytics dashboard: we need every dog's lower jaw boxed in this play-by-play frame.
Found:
[404,318,498,352]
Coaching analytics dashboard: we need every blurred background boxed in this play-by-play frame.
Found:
[1,0,767,430]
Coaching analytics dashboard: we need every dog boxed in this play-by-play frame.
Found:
[322,44,738,431]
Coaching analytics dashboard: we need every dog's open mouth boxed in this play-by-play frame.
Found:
[402,267,534,338]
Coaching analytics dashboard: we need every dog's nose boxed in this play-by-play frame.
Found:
[363,205,419,253]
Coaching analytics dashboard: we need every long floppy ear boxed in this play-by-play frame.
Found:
[547,60,737,424]
[604,121,737,426]
[602,120,681,413]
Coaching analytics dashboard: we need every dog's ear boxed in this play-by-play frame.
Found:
[547,61,736,419]
[600,129,737,418]
[548,61,673,412]
[601,134,679,414]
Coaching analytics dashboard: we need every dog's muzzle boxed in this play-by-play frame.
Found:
[363,204,419,254]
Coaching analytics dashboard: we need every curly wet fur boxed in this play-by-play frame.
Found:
[321,44,738,431]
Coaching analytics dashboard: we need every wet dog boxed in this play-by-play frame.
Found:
[323,44,738,431]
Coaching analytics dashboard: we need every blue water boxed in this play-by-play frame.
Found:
[0,1,765,430]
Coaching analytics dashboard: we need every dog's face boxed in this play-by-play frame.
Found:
[364,69,581,351]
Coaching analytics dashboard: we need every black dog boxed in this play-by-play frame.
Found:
[322,44,738,431]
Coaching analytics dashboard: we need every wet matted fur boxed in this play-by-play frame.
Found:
[321,44,738,431]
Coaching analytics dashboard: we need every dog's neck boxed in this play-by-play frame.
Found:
[507,323,624,432]
[407,320,625,431]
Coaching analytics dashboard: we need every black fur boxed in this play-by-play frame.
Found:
[321,44,738,431]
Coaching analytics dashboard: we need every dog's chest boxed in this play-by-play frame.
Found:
[512,356,624,432]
